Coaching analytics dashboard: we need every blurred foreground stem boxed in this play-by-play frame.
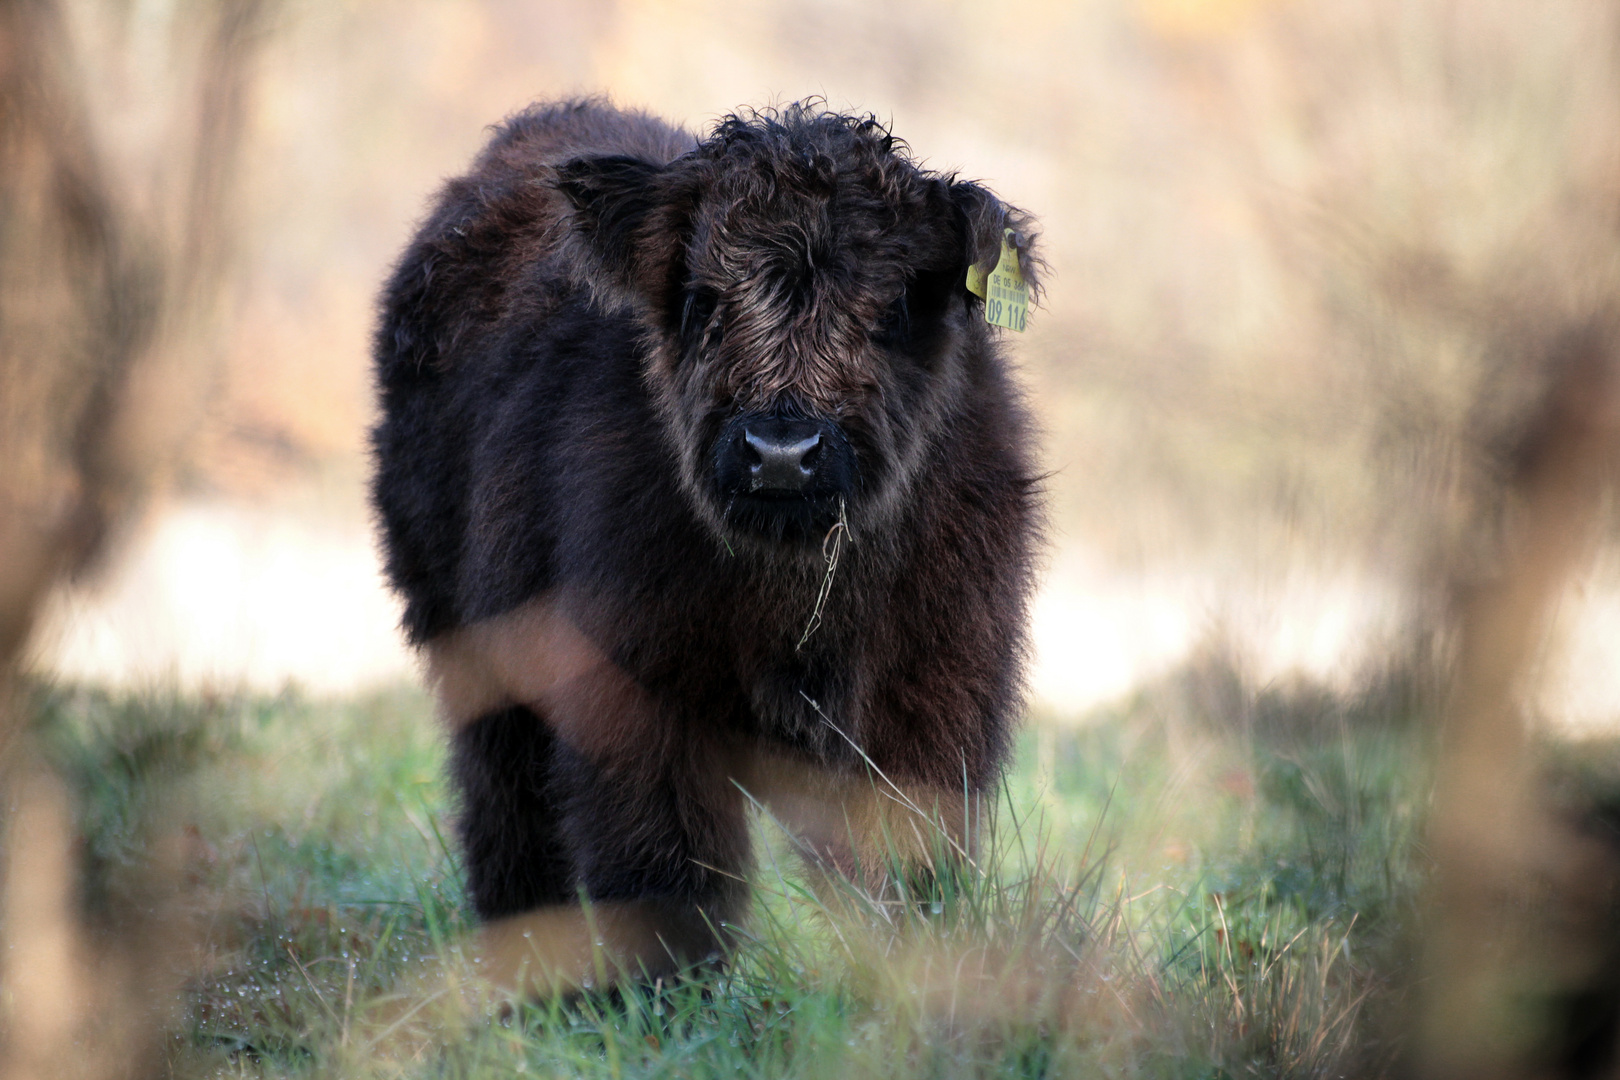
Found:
[1416,319,1620,1079]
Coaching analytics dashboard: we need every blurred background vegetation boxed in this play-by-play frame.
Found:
[6,0,1620,1076]
[23,0,1620,724]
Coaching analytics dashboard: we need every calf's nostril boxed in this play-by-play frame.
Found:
[743,429,821,493]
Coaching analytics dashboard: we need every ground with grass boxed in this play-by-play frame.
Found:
[26,661,1449,1079]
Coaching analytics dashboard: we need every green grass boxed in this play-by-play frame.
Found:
[26,665,1441,1079]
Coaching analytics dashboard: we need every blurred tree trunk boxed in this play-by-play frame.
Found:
[1413,320,1620,1080]
[0,0,269,677]
[0,0,143,677]
[0,0,274,1075]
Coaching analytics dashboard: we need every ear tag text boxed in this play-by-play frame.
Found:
[982,229,1028,332]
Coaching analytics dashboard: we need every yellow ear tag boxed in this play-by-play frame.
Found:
[983,228,1028,332]
[965,261,988,299]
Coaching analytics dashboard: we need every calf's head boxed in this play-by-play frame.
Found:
[555,104,1038,550]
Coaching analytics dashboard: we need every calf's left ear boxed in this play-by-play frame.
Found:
[949,180,1043,303]
[554,155,684,309]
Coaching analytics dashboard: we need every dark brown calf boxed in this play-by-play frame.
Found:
[371,99,1042,991]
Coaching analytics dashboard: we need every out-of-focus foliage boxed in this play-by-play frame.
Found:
[196,1,1620,594]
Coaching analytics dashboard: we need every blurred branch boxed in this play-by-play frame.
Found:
[0,0,272,695]
[0,0,142,671]
[1415,318,1620,1080]
[0,0,275,1075]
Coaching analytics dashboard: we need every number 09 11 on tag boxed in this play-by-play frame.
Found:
[964,228,1029,333]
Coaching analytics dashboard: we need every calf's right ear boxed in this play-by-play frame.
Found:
[950,180,1043,303]
[553,155,675,308]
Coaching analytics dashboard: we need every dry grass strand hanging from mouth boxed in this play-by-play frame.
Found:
[796,496,848,651]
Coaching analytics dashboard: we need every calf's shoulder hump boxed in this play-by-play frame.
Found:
[481,98,697,175]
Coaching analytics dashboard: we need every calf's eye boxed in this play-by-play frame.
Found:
[680,287,721,353]
[871,266,956,351]
[871,292,911,348]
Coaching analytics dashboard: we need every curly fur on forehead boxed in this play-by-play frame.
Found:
[665,105,976,409]
[700,103,911,193]
[681,102,1042,289]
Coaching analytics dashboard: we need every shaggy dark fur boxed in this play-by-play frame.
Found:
[372,98,1042,978]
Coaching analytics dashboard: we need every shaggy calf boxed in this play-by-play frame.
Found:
[372,99,1041,988]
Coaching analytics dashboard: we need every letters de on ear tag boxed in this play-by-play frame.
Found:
[981,229,1027,332]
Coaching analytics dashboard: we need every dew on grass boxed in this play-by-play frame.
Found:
[930,901,943,915]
